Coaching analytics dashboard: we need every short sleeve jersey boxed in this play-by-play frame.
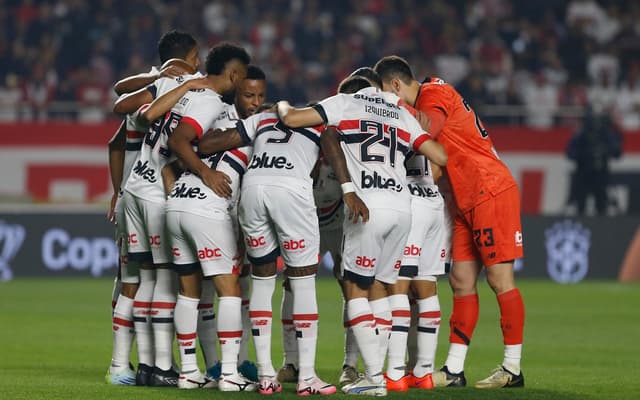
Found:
[121,104,150,188]
[314,87,432,211]
[414,77,516,212]
[166,102,252,215]
[124,74,222,203]
[237,111,323,187]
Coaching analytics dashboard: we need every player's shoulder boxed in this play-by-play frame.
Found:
[417,77,459,106]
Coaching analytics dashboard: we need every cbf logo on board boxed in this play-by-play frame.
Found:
[545,220,591,283]
[0,220,26,281]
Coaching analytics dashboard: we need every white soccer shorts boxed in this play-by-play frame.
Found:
[399,195,450,280]
[239,183,320,267]
[166,210,239,277]
[340,207,411,285]
[122,191,170,264]
[114,194,139,284]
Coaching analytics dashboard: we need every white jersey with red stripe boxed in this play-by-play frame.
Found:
[237,111,323,187]
[313,161,343,230]
[405,153,441,199]
[123,73,219,204]
[212,102,242,130]
[122,104,150,184]
[165,146,250,218]
[314,87,432,212]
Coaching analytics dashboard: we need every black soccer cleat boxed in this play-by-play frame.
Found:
[432,365,467,387]
[135,363,153,386]
[150,366,179,387]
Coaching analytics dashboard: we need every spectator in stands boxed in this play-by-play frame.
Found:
[567,108,622,215]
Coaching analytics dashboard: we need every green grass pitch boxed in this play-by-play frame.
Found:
[1,278,639,399]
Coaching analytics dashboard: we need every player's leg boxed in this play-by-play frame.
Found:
[144,201,178,386]
[333,252,360,386]
[408,278,439,389]
[473,186,525,388]
[123,192,155,385]
[198,277,219,378]
[384,279,411,391]
[168,211,216,389]
[239,185,281,393]
[237,262,258,380]
[268,186,335,395]
[277,278,299,383]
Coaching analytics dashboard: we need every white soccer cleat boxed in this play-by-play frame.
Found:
[105,365,136,385]
[258,375,283,395]
[177,370,217,389]
[218,372,258,392]
[296,376,337,396]
[342,375,387,396]
[474,365,525,389]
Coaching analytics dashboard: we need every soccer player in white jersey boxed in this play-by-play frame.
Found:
[384,154,450,392]
[126,44,251,390]
[106,30,199,386]
[204,65,266,382]
[276,76,447,396]
[137,43,254,390]
[193,110,336,396]
[112,38,205,387]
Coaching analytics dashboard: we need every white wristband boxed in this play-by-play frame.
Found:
[341,182,356,194]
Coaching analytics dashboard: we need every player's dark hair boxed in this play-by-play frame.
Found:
[246,65,266,81]
[205,43,251,75]
[157,30,197,64]
[373,56,414,84]
[350,67,383,89]
[338,76,372,94]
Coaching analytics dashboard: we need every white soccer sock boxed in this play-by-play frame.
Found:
[386,294,411,380]
[343,299,358,368]
[445,343,468,374]
[197,281,218,369]
[290,275,319,381]
[281,286,298,367]
[250,275,276,377]
[133,268,155,367]
[370,297,392,367]
[111,277,122,313]
[111,294,134,369]
[238,274,251,363]
[218,296,243,375]
[347,297,383,383]
[175,294,200,373]
[413,295,441,377]
[151,268,177,371]
[503,344,522,375]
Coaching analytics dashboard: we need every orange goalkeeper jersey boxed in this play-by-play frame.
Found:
[414,77,517,213]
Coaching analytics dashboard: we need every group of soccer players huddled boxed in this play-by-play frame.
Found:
[105,29,526,396]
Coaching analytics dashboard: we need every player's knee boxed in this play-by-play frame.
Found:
[284,264,317,278]
[121,283,139,298]
[213,274,241,297]
[252,262,277,277]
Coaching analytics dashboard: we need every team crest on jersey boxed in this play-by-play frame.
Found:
[0,220,26,281]
[545,220,590,283]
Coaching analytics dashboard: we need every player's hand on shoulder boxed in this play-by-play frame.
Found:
[159,64,189,79]
[201,169,232,198]
[344,192,369,224]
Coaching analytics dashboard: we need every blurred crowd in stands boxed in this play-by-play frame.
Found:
[1,0,639,129]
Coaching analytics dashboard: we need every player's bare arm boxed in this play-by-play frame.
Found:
[167,123,232,198]
[107,120,126,222]
[113,86,154,115]
[139,77,213,125]
[113,59,192,95]
[276,100,324,128]
[321,126,369,224]
[197,128,246,155]
[160,161,183,197]
[416,138,447,167]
